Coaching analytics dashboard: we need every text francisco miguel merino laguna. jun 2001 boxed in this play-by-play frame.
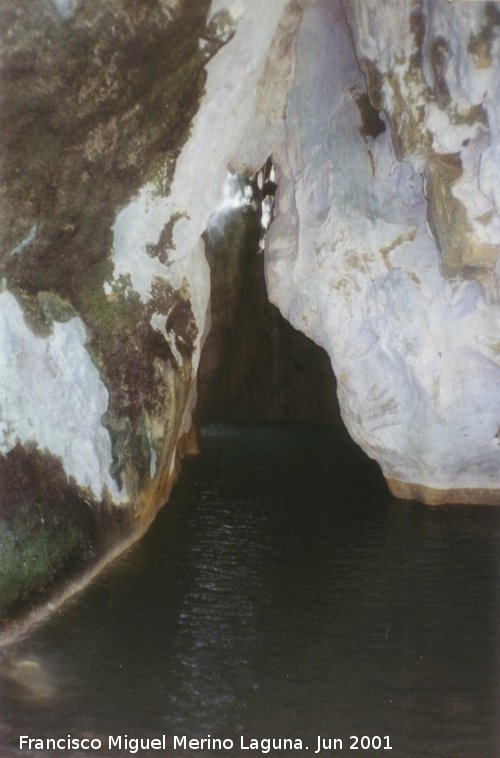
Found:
[18,733,394,754]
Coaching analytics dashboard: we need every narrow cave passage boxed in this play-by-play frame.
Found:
[196,172,343,429]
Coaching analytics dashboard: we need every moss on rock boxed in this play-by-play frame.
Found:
[0,445,131,628]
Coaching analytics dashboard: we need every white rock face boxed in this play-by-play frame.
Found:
[109,0,297,366]
[345,0,500,272]
[0,290,125,501]
[265,0,500,500]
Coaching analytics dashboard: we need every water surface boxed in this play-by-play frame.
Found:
[1,425,499,757]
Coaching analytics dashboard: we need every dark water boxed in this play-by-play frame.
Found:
[1,425,499,758]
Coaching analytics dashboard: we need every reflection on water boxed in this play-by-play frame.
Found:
[0,654,55,706]
[1,424,499,757]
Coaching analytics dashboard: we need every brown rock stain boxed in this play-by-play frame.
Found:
[379,227,418,268]
[430,36,451,108]
[468,2,500,69]
[426,155,500,276]
[388,478,500,506]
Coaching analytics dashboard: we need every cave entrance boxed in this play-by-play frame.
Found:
[196,168,343,428]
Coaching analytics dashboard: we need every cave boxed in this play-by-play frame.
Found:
[197,170,343,427]
[1,2,500,755]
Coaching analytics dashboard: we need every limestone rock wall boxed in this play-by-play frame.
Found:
[265,0,500,504]
[345,0,500,278]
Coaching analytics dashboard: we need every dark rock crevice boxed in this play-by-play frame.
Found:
[197,186,342,427]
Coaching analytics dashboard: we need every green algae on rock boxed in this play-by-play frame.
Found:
[0,445,128,625]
